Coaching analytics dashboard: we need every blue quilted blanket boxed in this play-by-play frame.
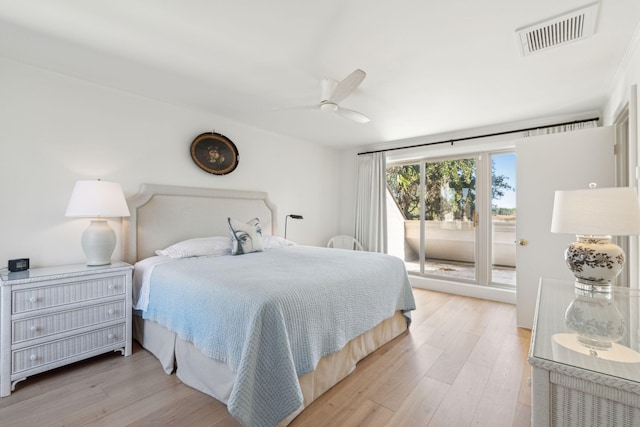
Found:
[142,245,415,426]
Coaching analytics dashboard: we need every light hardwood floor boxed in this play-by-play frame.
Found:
[0,288,532,426]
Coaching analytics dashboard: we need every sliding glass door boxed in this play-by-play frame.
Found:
[387,151,516,287]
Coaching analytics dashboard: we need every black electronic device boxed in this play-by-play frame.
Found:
[8,258,29,272]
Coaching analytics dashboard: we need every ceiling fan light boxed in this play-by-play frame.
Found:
[320,102,338,113]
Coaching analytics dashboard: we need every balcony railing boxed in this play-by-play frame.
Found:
[402,220,516,267]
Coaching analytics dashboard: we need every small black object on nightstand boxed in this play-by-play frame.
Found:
[8,258,29,272]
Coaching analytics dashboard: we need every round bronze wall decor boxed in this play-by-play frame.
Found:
[190,132,239,175]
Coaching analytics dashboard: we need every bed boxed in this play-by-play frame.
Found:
[123,184,416,426]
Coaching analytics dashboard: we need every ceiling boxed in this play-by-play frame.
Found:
[0,0,639,150]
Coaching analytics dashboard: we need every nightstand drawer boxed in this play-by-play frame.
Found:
[12,275,126,314]
[12,300,126,344]
[12,324,126,375]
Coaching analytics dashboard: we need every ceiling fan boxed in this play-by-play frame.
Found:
[318,69,370,124]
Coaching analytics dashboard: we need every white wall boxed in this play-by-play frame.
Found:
[0,58,342,268]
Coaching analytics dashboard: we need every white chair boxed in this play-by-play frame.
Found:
[327,235,364,251]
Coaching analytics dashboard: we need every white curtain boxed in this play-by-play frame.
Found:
[355,152,387,253]
[523,119,597,136]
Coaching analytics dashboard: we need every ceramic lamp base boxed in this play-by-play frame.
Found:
[565,235,624,292]
[81,219,116,266]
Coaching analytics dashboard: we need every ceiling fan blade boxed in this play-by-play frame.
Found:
[335,106,370,123]
[329,69,366,103]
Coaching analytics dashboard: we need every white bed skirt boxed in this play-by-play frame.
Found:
[133,311,408,425]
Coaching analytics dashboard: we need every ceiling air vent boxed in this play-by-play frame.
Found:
[516,2,599,56]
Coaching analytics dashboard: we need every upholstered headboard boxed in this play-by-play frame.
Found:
[122,184,277,263]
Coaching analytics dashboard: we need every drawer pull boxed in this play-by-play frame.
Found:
[30,325,39,332]
[108,309,115,315]
[29,296,37,303]
[30,354,37,361]
[108,333,115,340]
[108,285,114,290]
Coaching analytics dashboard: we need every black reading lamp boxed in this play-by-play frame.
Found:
[284,214,303,239]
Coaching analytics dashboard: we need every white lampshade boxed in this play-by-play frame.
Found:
[65,180,129,266]
[551,186,640,236]
[65,180,130,218]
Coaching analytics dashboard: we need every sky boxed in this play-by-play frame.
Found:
[493,153,516,209]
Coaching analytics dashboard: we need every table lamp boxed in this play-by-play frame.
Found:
[284,214,303,240]
[551,184,640,291]
[65,180,130,266]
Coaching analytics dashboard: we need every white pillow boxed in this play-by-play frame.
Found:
[228,217,264,255]
[262,235,295,249]
[155,236,232,258]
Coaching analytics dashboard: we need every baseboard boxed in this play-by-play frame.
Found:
[409,275,516,304]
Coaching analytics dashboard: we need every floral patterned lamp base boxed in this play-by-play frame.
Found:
[564,288,625,352]
[565,235,624,292]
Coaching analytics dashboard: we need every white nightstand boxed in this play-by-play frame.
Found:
[0,262,133,397]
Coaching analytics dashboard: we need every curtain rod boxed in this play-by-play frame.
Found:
[357,117,600,156]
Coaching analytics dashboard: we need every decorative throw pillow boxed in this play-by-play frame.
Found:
[228,217,265,255]
[155,236,232,258]
[247,217,263,236]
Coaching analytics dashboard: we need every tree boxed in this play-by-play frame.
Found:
[387,159,513,221]
[425,159,476,221]
[387,164,421,219]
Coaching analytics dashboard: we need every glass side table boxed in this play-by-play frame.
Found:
[528,278,640,427]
